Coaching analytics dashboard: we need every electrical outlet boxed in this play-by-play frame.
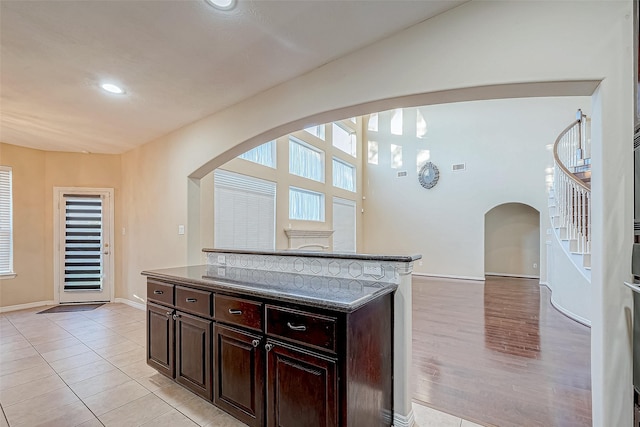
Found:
[533,263,538,269]
[178,225,185,235]
[363,263,382,276]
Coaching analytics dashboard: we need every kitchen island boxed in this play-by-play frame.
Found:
[143,249,420,427]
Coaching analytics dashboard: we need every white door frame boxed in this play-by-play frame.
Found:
[53,187,115,304]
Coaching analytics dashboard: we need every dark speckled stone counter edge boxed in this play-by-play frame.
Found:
[202,248,422,263]
[141,265,398,313]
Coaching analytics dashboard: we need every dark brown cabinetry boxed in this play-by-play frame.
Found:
[266,340,337,427]
[146,277,393,427]
[214,324,264,427]
[175,311,212,400]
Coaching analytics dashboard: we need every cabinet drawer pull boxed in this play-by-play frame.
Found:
[287,322,307,332]
[166,311,173,317]
[251,339,260,348]
[228,309,243,315]
[153,290,163,295]
[265,343,274,352]
[172,313,181,320]
[186,298,197,303]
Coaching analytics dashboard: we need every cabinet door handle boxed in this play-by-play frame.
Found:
[265,343,274,352]
[153,290,163,295]
[287,322,307,332]
[228,309,243,315]
[166,311,173,317]
[172,313,181,320]
[251,339,260,348]
[186,298,197,303]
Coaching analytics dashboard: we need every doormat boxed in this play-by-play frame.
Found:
[38,304,104,314]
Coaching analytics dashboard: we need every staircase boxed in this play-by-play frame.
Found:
[548,109,592,275]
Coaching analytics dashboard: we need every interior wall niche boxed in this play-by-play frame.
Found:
[484,202,540,278]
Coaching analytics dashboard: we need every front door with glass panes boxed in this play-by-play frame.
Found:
[56,188,113,303]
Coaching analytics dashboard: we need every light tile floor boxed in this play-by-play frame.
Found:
[0,303,482,427]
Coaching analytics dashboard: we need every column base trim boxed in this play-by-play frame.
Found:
[393,409,415,427]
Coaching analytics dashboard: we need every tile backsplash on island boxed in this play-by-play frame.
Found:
[205,249,420,285]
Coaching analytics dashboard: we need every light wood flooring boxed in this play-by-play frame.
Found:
[412,275,592,427]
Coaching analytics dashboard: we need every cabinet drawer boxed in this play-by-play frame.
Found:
[266,305,336,353]
[175,286,212,317]
[147,281,174,306]
[215,295,263,332]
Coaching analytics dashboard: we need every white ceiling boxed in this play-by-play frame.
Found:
[0,0,465,154]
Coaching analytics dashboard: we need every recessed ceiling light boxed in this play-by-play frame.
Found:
[204,0,236,11]
[100,83,125,95]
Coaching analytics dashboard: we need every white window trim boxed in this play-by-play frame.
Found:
[0,166,14,279]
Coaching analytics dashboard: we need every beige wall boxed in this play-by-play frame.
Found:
[485,203,540,277]
[0,143,122,307]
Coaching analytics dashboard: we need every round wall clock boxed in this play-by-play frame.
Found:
[418,162,440,189]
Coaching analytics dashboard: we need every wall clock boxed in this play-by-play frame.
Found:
[418,162,440,189]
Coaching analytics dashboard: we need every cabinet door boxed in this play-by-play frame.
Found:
[147,302,174,378]
[175,311,212,401]
[266,341,338,427]
[214,325,264,427]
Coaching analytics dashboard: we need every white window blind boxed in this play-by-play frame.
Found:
[0,167,13,276]
[333,197,356,253]
[238,140,276,168]
[332,158,356,192]
[289,137,324,182]
[214,170,276,250]
[289,187,324,222]
[63,195,103,290]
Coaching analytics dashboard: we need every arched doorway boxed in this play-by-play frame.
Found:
[484,202,540,278]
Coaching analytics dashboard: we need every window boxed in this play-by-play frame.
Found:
[332,197,356,253]
[368,141,379,165]
[390,144,403,168]
[391,109,403,135]
[214,170,276,250]
[368,113,378,131]
[289,137,324,182]
[304,125,325,140]
[416,110,428,138]
[332,158,356,192]
[417,149,430,172]
[332,123,356,157]
[0,166,13,277]
[289,187,324,221]
[238,140,276,168]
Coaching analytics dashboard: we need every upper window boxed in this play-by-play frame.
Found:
[289,137,324,182]
[238,140,276,168]
[368,113,378,132]
[289,187,325,222]
[0,166,13,277]
[368,141,379,165]
[332,158,356,192]
[304,125,325,140]
[391,109,403,136]
[332,123,356,157]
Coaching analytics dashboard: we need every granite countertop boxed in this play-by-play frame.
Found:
[202,248,422,263]
[142,265,397,313]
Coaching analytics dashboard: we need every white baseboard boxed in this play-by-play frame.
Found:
[114,298,146,311]
[549,294,591,327]
[393,409,415,427]
[0,300,55,313]
[485,272,540,279]
[412,272,485,282]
